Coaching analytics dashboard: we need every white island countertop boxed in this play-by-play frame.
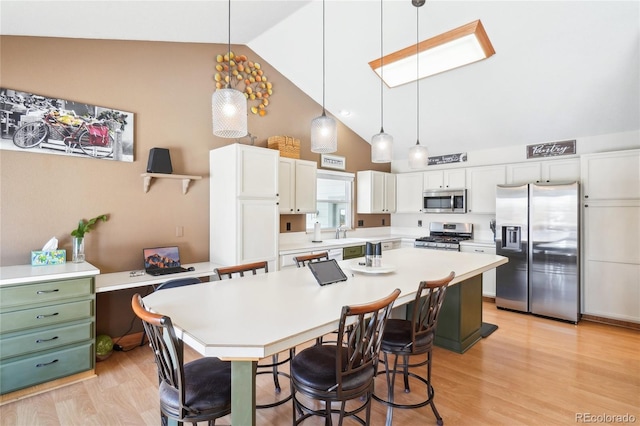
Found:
[143,247,507,360]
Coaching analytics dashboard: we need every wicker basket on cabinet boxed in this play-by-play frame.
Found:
[268,136,300,159]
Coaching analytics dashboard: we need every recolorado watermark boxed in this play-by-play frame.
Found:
[576,413,637,423]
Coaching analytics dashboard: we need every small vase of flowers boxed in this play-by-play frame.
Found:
[70,214,108,263]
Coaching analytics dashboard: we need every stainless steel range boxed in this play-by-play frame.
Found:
[414,222,473,251]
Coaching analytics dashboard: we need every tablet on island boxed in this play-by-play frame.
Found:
[307,259,348,286]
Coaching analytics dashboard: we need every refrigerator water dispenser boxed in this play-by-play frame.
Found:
[502,226,521,250]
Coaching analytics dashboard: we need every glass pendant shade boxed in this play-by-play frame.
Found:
[212,87,247,138]
[371,131,393,163]
[408,141,428,169]
[310,113,337,153]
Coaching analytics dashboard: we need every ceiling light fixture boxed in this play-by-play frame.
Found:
[310,0,337,154]
[371,0,393,164]
[212,0,247,138]
[369,19,495,88]
[408,0,428,169]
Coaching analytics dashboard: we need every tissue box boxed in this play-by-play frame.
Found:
[31,250,67,266]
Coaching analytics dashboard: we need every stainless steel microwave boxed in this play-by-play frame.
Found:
[423,189,467,213]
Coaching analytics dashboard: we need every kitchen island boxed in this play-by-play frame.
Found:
[142,247,507,426]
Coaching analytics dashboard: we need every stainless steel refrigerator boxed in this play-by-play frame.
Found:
[495,182,580,322]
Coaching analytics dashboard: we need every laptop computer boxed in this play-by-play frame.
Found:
[307,259,348,286]
[143,246,188,276]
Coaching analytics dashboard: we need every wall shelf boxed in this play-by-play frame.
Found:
[141,173,202,194]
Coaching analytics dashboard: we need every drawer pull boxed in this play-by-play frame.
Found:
[37,289,60,294]
[36,312,59,319]
[474,249,485,253]
[36,336,59,343]
[36,359,59,368]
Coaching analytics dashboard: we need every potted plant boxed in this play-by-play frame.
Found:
[70,214,108,262]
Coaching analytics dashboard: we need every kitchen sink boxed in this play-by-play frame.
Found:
[320,238,367,245]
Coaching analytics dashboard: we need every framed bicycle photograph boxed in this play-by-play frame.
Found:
[0,87,134,162]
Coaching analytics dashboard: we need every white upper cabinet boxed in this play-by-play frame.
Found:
[396,172,424,213]
[236,144,279,198]
[581,150,640,200]
[278,158,317,214]
[423,169,466,190]
[466,165,506,214]
[506,158,580,184]
[357,170,396,213]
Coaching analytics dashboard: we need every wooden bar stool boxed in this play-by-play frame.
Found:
[372,271,455,426]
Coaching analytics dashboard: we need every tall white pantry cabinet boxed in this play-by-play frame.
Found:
[210,144,279,271]
[581,149,640,323]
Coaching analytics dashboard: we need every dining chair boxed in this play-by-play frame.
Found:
[214,260,293,409]
[139,277,203,347]
[293,252,329,267]
[131,294,231,425]
[290,288,401,425]
[372,271,455,426]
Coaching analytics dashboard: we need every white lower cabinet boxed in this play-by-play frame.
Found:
[381,240,401,251]
[459,241,496,297]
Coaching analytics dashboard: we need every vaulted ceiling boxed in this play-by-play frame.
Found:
[2,1,638,162]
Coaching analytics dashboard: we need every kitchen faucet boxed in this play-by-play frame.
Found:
[335,225,347,239]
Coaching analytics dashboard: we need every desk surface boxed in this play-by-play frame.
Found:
[142,248,507,360]
[95,261,222,292]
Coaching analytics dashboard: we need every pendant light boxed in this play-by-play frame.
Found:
[212,0,247,139]
[371,0,393,163]
[311,0,337,154]
[408,0,429,169]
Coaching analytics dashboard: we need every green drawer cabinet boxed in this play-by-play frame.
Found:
[0,342,94,394]
[0,266,98,396]
[0,321,93,359]
[343,245,365,260]
[0,278,93,309]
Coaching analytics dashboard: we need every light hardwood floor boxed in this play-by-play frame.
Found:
[2,302,638,425]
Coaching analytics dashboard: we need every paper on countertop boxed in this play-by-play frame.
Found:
[42,237,59,251]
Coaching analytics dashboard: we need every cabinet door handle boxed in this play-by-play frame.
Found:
[37,289,60,294]
[36,359,59,368]
[36,312,59,319]
[36,336,59,343]
[474,249,485,253]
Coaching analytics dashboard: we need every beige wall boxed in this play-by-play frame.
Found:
[0,35,389,272]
